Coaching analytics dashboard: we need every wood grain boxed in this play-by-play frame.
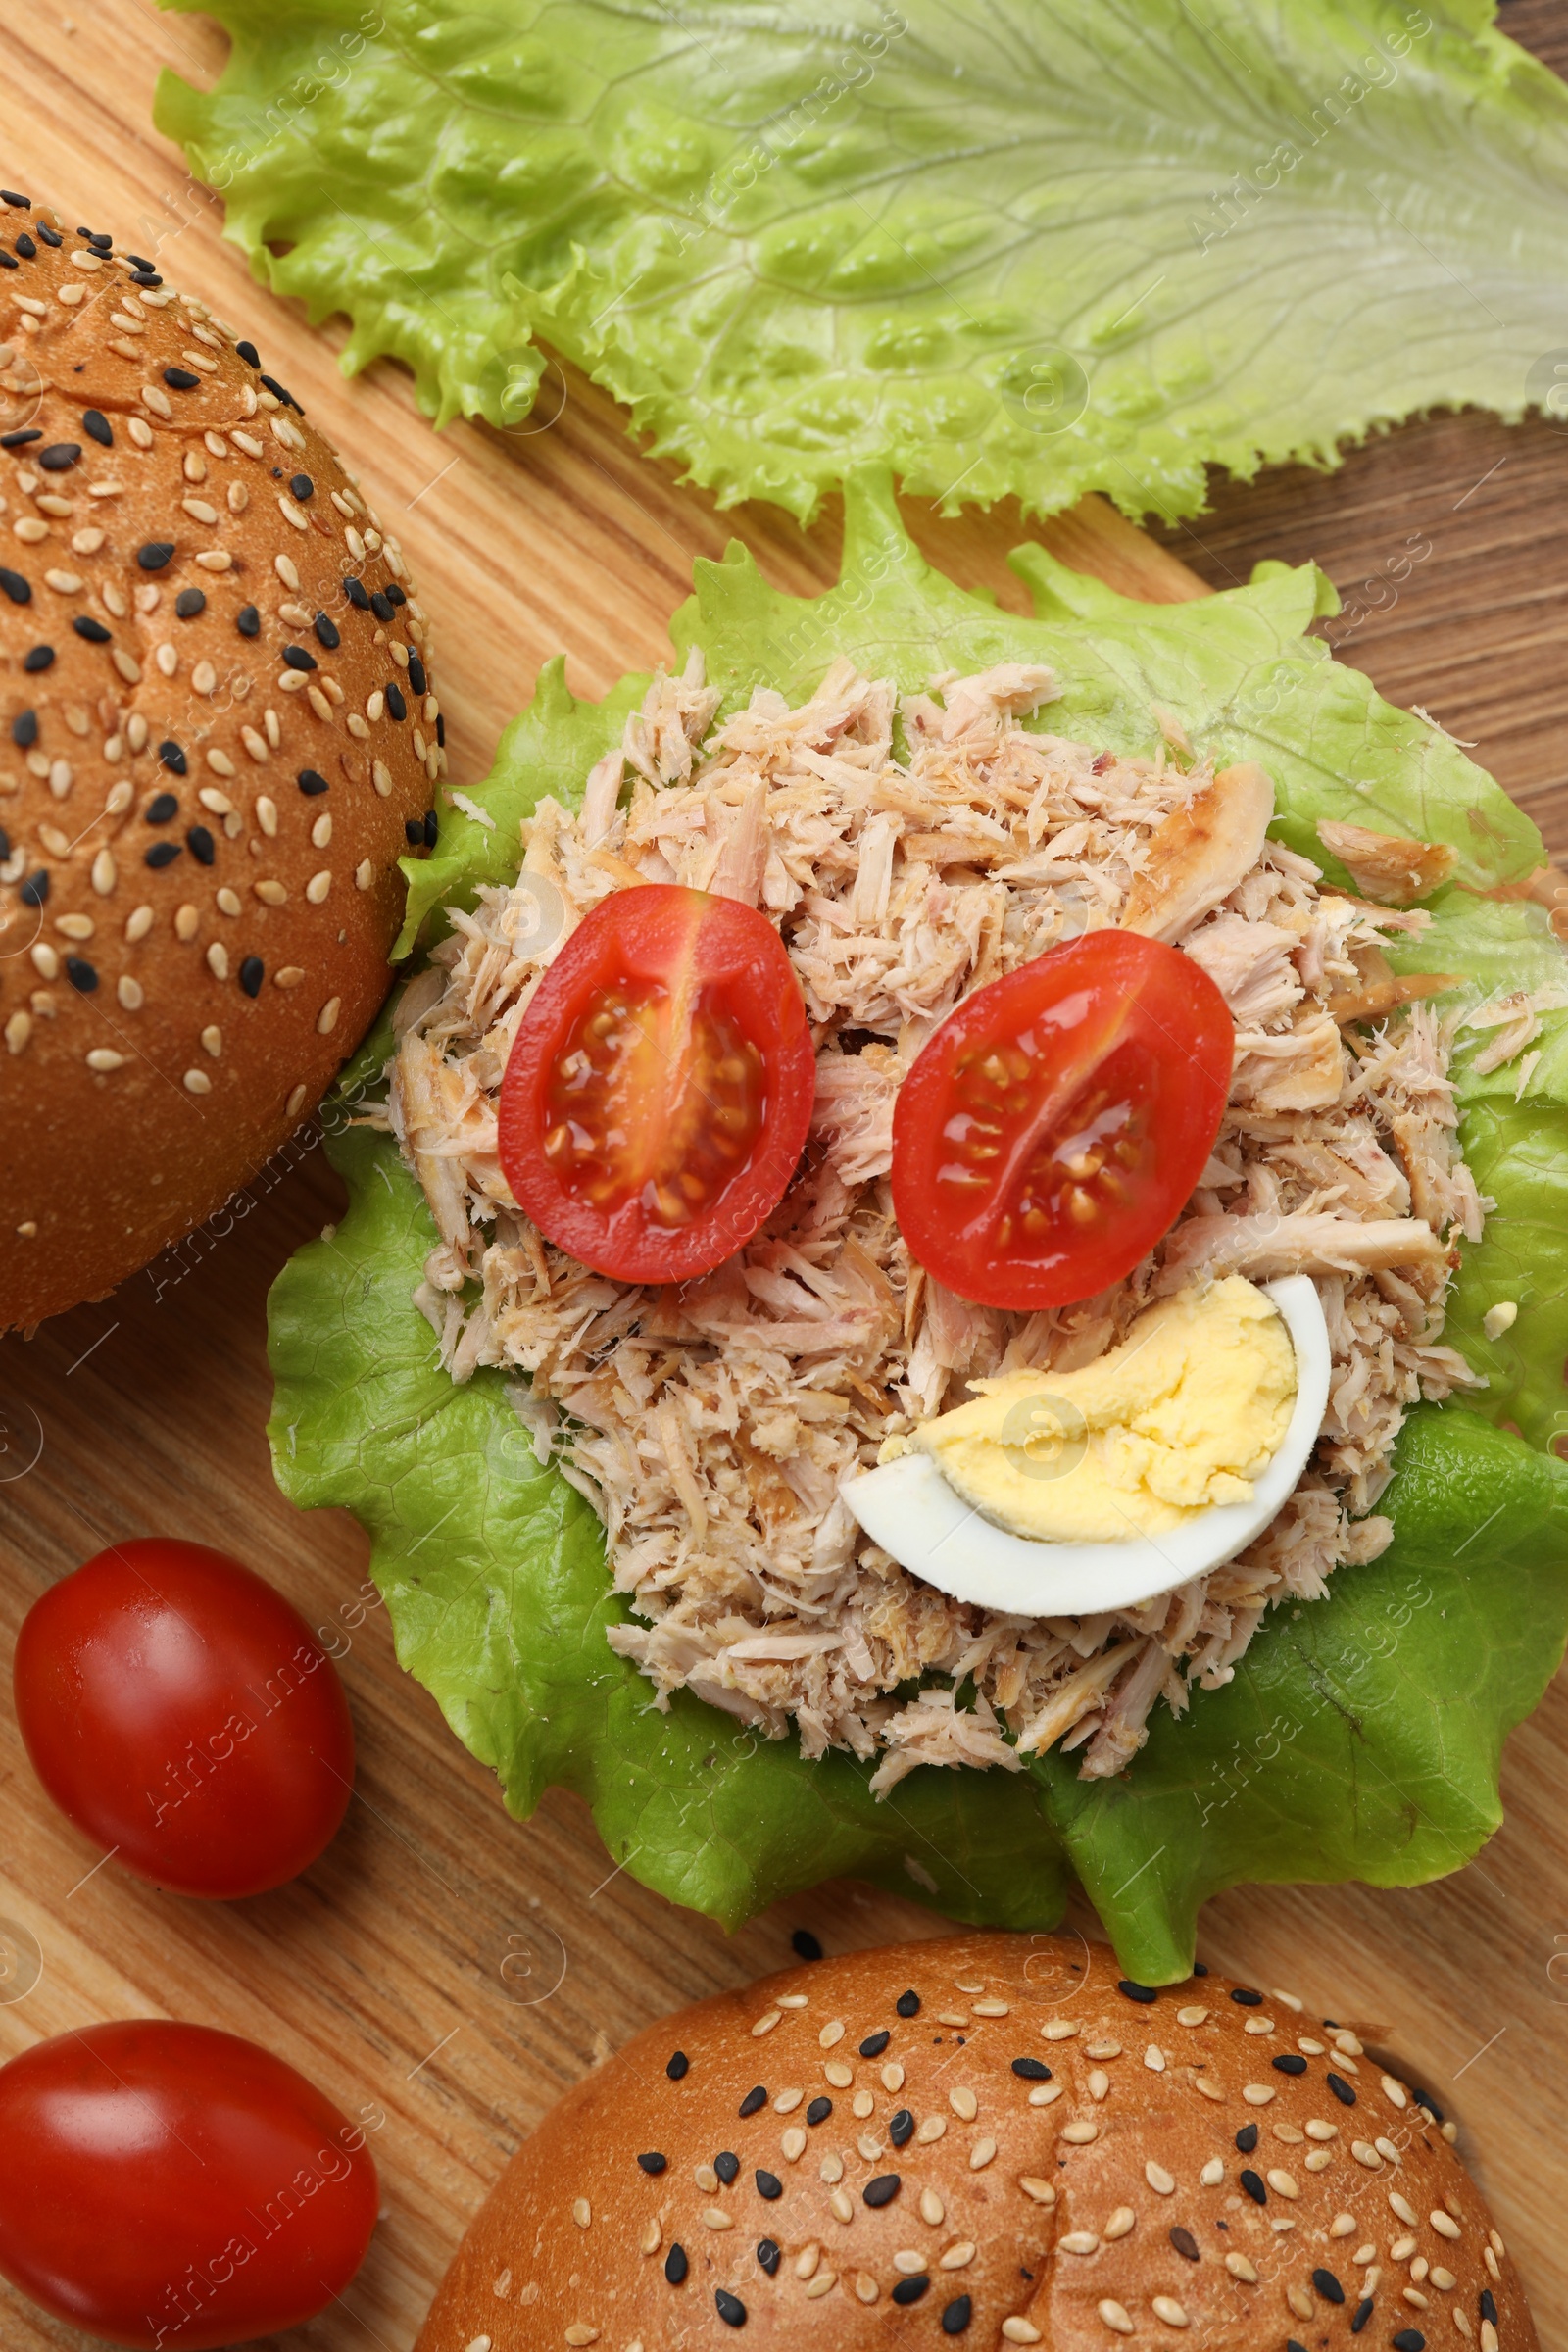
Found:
[2,3,1567,2347]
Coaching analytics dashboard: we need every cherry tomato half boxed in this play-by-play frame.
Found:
[0,2020,378,2350]
[14,1539,354,1899]
[499,883,815,1284]
[891,930,1233,1309]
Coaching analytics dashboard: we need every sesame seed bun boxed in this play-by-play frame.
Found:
[0,190,440,1330]
[415,1934,1535,2350]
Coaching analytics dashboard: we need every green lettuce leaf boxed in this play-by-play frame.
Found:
[157,0,1568,523]
[269,479,1568,1977]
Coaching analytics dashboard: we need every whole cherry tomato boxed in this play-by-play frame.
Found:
[892,930,1233,1308]
[0,2021,378,2350]
[13,1539,353,1898]
[499,883,815,1283]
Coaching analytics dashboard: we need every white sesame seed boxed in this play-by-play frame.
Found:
[780,2126,806,2161]
[969,2137,997,2171]
[87,1048,127,1071]
[1200,2158,1223,2186]
[823,2060,852,2088]
[1145,2161,1175,2195]
[795,2242,820,2280]
[1391,2234,1418,2262]
[880,2061,904,2093]
[803,2270,836,2300]
[140,384,172,417]
[854,2119,875,2143]
[1288,2285,1315,2320]
[916,2116,946,2143]
[1304,2150,1333,2172]
[279,670,308,694]
[1242,2084,1275,2106]
[1144,2045,1166,2072]
[230,429,264,457]
[217,887,242,916]
[1087,2069,1110,2101]
[1042,2022,1078,2041]
[174,904,199,942]
[182,1067,212,1095]
[4,1011,31,1054]
[105,780,133,815]
[853,2274,878,2306]
[254,880,288,906]
[89,849,117,896]
[1266,2169,1298,2200]
[1060,2121,1098,2144]
[1243,2017,1274,2035]
[1351,2142,1383,2170]
[1017,2178,1055,2206]
[206,749,235,777]
[751,2010,781,2037]
[1102,2207,1134,2241]
[11,517,49,545]
[156,643,178,678]
[256,796,279,838]
[192,661,217,698]
[372,760,393,796]
[125,905,154,943]
[195,549,233,571]
[1001,2323,1040,2345]
[919,2188,944,2226]
[285,1079,309,1116]
[1028,2082,1062,2108]
[1430,2210,1461,2240]
[1151,2295,1189,2328]
[311,812,332,849]
[111,648,142,684]
[949,2087,977,2122]
[706,2207,735,2230]
[564,2328,596,2347]
[366,690,385,722]
[274,554,301,590]
[278,495,309,530]
[638,2219,660,2256]
[43,568,83,594]
[971,1999,1008,2018]
[571,2197,590,2229]
[274,966,305,989]
[1098,2301,1134,2336]
[893,2251,924,2276]
[182,498,219,525]
[306,685,333,722]
[1192,2075,1224,2102]
[817,2152,844,2184]
[828,2188,852,2224]
[1381,2076,1408,2108]
[773,2089,803,2115]
[72,527,106,554]
[31,942,59,980]
[206,944,228,981]
[1375,2137,1399,2164]
[1058,2232,1099,2257]
[117,974,143,1010]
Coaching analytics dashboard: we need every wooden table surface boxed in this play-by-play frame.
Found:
[4,3,1568,2346]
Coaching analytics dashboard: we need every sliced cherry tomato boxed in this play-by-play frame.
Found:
[0,2020,378,2350]
[891,930,1233,1309]
[14,1538,354,1899]
[499,883,815,1283]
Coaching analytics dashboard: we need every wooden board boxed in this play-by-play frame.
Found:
[2,3,1567,2345]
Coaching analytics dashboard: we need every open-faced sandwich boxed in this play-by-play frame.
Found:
[270,477,1568,1980]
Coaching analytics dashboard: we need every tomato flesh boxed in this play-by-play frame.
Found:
[500,884,814,1283]
[14,1538,354,1899]
[0,2021,377,2351]
[892,931,1234,1308]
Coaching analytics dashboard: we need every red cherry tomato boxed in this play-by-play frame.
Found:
[892,930,1233,1309]
[499,883,815,1283]
[0,2021,377,2350]
[14,1539,354,1899]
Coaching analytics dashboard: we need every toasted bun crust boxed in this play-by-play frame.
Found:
[0,192,441,1329]
[416,1934,1535,2350]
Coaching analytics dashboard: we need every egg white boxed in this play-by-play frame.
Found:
[839,1276,1332,1618]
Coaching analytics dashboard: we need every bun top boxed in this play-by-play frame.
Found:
[416,1932,1534,2350]
[0,191,440,1326]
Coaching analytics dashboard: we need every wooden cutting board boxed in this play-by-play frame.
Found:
[3,3,1568,2346]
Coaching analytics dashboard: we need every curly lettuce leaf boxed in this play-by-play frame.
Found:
[269,482,1568,1977]
[157,0,1568,523]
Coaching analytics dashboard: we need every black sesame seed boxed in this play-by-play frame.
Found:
[436,711,446,748]
[15,232,36,258]
[714,2287,745,2328]
[0,828,8,862]
[258,372,294,406]
[405,817,424,847]
[385,680,408,720]
[123,255,155,271]
[806,2097,831,2126]
[186,825,215,866]
[1392,2334,1426,2352]
[1326,2073,1356,2106]
[895,1989,920,2018]
[755,2169,782,2201]
[892,2276,930,2306]
[137,542,175,572]
[314,612,341,650]
[129,270,162,287]
[22,645,54,672]
[0,190,28,208]
[1192,1962,1209,1976]
[290,472,314,500]
[175,588,206,619]
[370,589,395,621]
[888,2108,914,2147]
[37,222,62,248]
[1480,2291,1498,2325]
[1169,2226,1200,2261]
[1410,2087,1445,2122]
[941,2294,972,2334]
[344,575,369,610]
[863,2175,900,2208]
[1311,2267,1346,2304]
[714,2151,739,2185]
[144,842,181,869]
[11,710,37,748]
[636,2151,666,2175]
[0,253,16,271]
[0,429,39,449]
[282,644,318,672]
[20,869,48,906]
[235,339,260,368]
[38,443,81,471]
[1011,2057,1052,2082]
[385,581,407,606]
[1117,1979,1158,2004]
[159,741,188,775]
[1239,2168,1267,2205]
[1230,1987,1264,2007]
[757,2238,780,2276]
[423,808,438,848]
[737,2085,766,2119]
[0,565,31,602]
[1235,2123,1259,2153]
[296,769,330,798]
[239,956,264,998]
[1273,2054,1308,2076]
[664,2243,687,2285]
[82,409,113,447]
[73,615,112,644]
[236,605,261,639]
[146,793,179,824]
[79,230,112,252]
[1349,2301,1373,2336]
[65,956,97,994]
[859,2031,891,2059]
[408,651,427,695]
[666,2050,689,2082]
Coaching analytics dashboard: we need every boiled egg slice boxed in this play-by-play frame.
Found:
[840,1276,1332,1618]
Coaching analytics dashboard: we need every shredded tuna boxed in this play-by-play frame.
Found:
[380,651,1492,1788]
